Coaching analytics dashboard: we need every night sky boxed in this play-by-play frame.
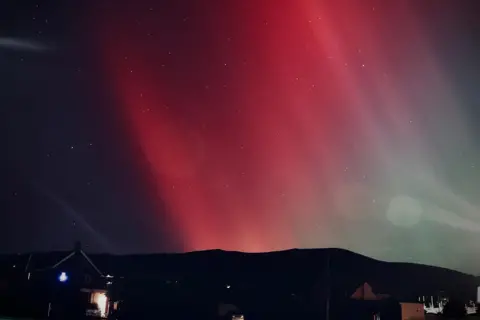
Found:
[2,0,480,274]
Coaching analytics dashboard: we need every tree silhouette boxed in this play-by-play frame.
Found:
[442,299,466,319]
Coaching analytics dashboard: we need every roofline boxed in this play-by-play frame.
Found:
[29,250,104,277]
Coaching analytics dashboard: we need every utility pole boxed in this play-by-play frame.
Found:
[325,251,331,320]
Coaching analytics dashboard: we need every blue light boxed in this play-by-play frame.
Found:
[58,272,68,282]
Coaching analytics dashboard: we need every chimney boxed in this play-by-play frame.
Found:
[74,241,82,254]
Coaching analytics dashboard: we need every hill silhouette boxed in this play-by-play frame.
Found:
[2,248,478,301]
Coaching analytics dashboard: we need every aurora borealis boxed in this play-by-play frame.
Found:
[94,0,480,262]
[3,0,480,273]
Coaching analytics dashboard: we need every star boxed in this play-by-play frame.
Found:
[3,0,478,273]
